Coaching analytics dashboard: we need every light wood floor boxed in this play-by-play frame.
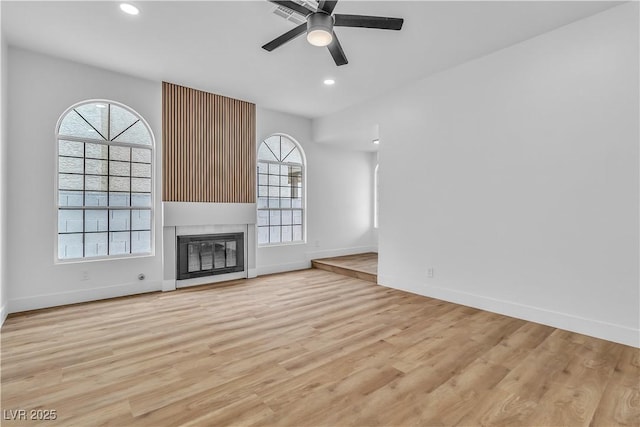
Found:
[311,252,378,283]
[1,269,638,426]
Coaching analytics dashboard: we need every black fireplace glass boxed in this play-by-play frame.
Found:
[177,233,244,280]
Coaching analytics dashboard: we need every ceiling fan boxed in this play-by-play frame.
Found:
[262,0,404,66]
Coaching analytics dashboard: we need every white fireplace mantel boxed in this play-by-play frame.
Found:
[163,202,257,227]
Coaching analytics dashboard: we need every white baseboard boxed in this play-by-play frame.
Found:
[8,281,162,314]
[257,261,310,276]
[162,280,176,292]
[247,268,257,279]
[0,303,7,327]
[378,274,639,348]
[304,245,377,259]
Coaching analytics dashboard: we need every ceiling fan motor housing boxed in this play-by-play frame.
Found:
[307,12,334,46]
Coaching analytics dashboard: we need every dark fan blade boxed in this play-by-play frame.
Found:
[262,23,307,51]
[334,14,403,30]
[268,0,313,17]
[327,32,348,66]
[318,0,338,14]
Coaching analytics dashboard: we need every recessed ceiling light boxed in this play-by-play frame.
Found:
[372,139,380,145]
[120,3,139,15]
[323,79,335,86]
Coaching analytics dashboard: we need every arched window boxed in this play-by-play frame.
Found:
[374,164,379,229]
[257,134,305,245]
[56,100,154,260]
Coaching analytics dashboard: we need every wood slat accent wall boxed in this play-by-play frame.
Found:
[162,82,256,203]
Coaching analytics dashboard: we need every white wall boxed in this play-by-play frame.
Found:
[4,47,376,311]
[6,47,163,312]
[0,18,8,324]
[256,107,375,275]
[317,3,640,347]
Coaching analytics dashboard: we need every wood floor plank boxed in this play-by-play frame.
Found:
[1,268,637,426]
[257,339,399,414]
[522,337,623,427]
[590,345,640,426]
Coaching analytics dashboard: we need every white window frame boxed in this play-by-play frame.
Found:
[54,99,155,263]
[374,163,379,229]
[257,133,307,247]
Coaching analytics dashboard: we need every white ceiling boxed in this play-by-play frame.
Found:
[2,1,621,119]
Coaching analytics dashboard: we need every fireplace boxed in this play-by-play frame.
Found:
[177,233,244,280]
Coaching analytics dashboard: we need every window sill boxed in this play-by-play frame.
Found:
[258,241,306,249]
[55,252,155,265]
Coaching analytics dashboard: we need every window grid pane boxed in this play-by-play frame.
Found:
[57,101,153,260]
[256,135,304,245]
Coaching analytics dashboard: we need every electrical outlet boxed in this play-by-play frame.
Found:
[427,268,434,278]
[81,271,89,281]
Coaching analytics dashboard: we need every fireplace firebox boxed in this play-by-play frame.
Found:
[177,233,244,280]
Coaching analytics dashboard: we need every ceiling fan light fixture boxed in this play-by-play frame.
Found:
[306,13,333,47]
[307,29,332,47]
[262,0,404,66]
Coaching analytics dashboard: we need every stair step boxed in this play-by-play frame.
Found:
[311,253,377,284]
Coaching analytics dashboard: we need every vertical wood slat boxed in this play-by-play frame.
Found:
[162,81,256,203]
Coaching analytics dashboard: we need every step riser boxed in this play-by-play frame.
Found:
[311,261,377,283]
